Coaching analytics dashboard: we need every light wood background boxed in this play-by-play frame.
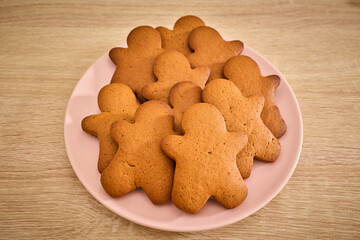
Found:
[1,0,359,239]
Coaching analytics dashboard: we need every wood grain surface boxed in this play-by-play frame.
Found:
[1,0,359,239]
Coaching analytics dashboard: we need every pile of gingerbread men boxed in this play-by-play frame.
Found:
[81,15,286,214]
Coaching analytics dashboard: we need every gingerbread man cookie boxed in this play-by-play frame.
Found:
[141,50,209,103]
[224,55,287,138]
[156,15,205,55]
[81,83,139,172]
[186,26,243,81]
[161,103,248,214]
[202,79,281,179]
[101,101,176,204]
[168,81,202,133]
[109,26,165,102]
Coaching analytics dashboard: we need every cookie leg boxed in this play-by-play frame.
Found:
[141,174,173,205]
[261,105,287,139]
[100,160,136,198]
[213,176,248,209]
[97,132,118,173]
[171,179,210,214]
[236,144,254,179]
[253,129,281,163]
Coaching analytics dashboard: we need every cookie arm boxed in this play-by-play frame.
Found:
[192,66,210,88]
[228,40,244,55]
[101,158,136,198]
[109,47,128,64]
[266,75,280,90]
[81,114,100,136]
[141,82,157,101]
[226,132,248,154]
[161,135,184,161]
[110,120,133,143]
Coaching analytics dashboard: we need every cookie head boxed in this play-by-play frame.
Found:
[224,55,269,94]
[141,50,209,103]
[188,26,224,50]
[134,100,174,125]
[181,102,227,135]
[156,15,205,55]
[97,83,139,115]
[187,26,244,81]
[169,81,203,106]
[188,26,243,53]
[173,15,205,32]
[127,26,162,49]
[153,50,194,79]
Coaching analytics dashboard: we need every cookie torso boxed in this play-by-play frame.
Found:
[156,15,205,55]
[186,26,244,81]
[141,50,209,103]
[202,79,281,179]
[101,101,176,204]
[81,83,139,172]
[109,26,165,102]
[224,55,287,138]
[161,103,248,213]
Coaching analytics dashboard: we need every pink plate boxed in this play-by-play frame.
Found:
[64,45,303,232]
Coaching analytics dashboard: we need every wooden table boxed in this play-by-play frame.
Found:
[1,0,359,239]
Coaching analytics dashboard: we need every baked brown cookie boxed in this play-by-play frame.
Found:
[81,83,139,172]
[141,50,209,103]
[202,79,281,179]
[224,55,287,138]
[156,15,205,55]
[161,103,248,214]
[168,81,202,133]
[186,26,243,81]
[101,101,176,204]
[109,26,165,102]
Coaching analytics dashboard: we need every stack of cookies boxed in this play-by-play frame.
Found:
[81,16,287,214]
